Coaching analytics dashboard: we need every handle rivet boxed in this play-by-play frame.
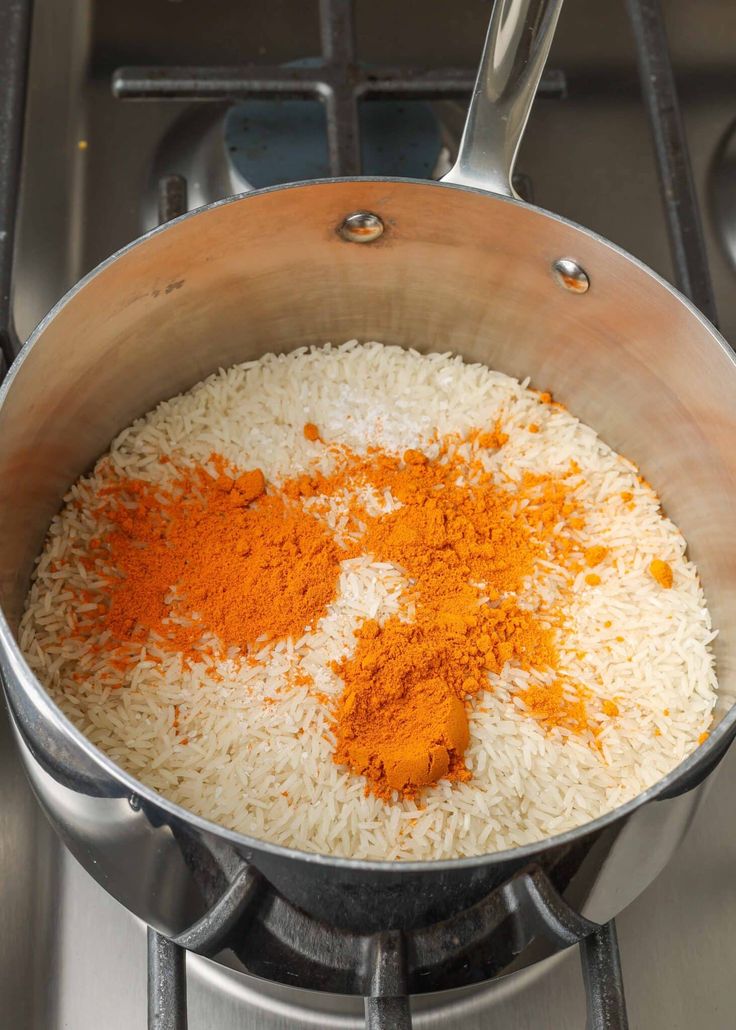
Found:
[339,211,384,243]
[552,258,590,293]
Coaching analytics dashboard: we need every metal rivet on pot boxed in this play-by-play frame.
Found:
[552,258,590,293]
[339,211,384,243]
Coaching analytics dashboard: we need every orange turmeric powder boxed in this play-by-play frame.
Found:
[74,425,614,802]
[584,545,608,567]
[649,558,673,589]
[476,423,509,449]
[324,440,579,798]
[90,457,343,656]
[518,679,588,735]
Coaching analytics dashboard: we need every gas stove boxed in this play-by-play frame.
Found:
[2,2,736,1028]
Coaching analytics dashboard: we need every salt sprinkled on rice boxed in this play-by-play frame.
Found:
[19,342,717,860]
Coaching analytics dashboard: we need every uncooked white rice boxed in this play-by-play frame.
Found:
[19,341,717,860]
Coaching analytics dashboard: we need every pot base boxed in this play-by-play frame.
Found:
[186,947,570,1028]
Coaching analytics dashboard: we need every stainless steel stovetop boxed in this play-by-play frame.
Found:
[4,1,736,1027]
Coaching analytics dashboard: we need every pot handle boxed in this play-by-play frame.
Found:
[442,0,564,198]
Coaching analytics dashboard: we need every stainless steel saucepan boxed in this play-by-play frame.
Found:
[2,0,736,1012]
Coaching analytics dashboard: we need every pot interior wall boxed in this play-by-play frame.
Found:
[2,178,736,714]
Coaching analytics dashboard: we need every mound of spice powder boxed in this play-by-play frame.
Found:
[91,459,343,656]
[284,437,585,800]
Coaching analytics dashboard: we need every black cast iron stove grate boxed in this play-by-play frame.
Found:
[144,858,628,1030]
[0,1,718,1028]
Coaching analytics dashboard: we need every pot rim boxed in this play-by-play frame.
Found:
[3,174,735,874]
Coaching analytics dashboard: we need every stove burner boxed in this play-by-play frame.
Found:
[224,97,451,189]
[144,94,459,230]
